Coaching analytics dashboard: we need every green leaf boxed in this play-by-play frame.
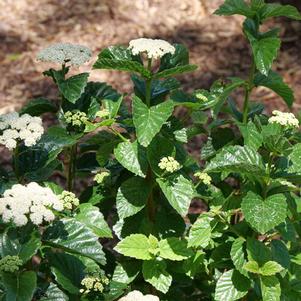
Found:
[112,262,140,285]
[260,261,283,276]
[75,203,112,238]
[116,177,151,219]
[157,174,194,216]
[2,271,36,301]
[260,276,281,301]
[142,260,172,294]
[243,261,260,274]
[159,44,189,69]
[93,46,150,78]
[133,96,174,147]
[153,65,197,79]
[244,28,281,76]
[238,121,263,150]
[246,238,271,266]
[259,4,301,21]
[230,237,248,276]
[0,228,41,263]
[187,214,212,248]
[288,143,301,173]
[58,73,89,103]
[205,145,266,178]
[241,192,287,234]
[40,283,69,301]
[49,252,85,295]
[114,234,153,260]
[43,218,106,265]
[214,269,250,301]
[114,141,148,177]
[20,98,57,116]
[159,238,192,261]
[271,240,290,270]
[214,0,254,18]
[254,71,294,107]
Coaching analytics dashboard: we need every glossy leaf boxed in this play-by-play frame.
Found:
[153,64,197,79]
[142,260,172,294]
[158,238,192,261]
[214,269,250,301]
[260,276,281,301]
[43,218,106,265]
[241,192,287,234]
[230,237,248,277]
[254,71,294,107]
[187,215,212,248]
[259,4,301,21]
[40,283,69,301]
[116,177,151,219]
[214,0,254,18]
[157,174,194,216]
[75,203,112,238]
[114,141,148,177]
[20,98,57,116]
[133,96,174,147]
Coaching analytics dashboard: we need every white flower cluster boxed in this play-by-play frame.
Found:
[0,183,63,227]
[80,275,109,294]
[128,38,175,60]
[0,112,44,150]
[64,110,88,127]
[59,191,80,210]
[37,43,92,66]
[268,110,299,128]
[194,172,212,185]
[158,156,181,173]
[118,290,159,301]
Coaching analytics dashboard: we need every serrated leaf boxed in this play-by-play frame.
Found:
[254,71,294,107]
[241,192,287,234]
[40,283,69,301]
[260,276,281,301]
[238,121,263,150]
[93,46,150,78]
[246,238,271,266]
[116,176,151,219]
[214,0,254,18]
[259,3,301,21]
[244,261,260,274]
[214,269,250,301]
[157,174,194,216]
[271,240,290,270]
[20,98,57,116]
[114,141,148,177]
[43,218,106,265]
[245,28,281,76]
[0,228,41,263]
[231,237,248,276]
[260,261,283,276]
[159,238,192,261]
[115,234,153,260]
[58,73,89,103]
[49,252,85,295]
[288,143,301,173]
[153,64,197,79]
[205,145,266,178]
[133,96,174,147]
[187,215,212,248]
[112,262,140,285]
[75,203,112,238]
[2,271,36,301]
[159,44,189,70]
[142,260,172,294]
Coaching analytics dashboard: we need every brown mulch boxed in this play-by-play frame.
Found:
[0,0,301,114]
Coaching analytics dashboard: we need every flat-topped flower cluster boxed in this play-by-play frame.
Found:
[118,290,159,301]
[0,112,44,150]
[128,38,175,60]
[268,110,299,128]
[0,182,63,226]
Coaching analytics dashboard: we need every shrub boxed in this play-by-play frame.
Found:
[0,0,301,300]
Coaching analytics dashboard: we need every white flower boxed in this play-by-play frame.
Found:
[268,110,299,128]
[0,183,63,227]
[0,112,44,150]
[158,156,181,173]
[128,38,175,60]
[194,171,212,185]
[118,290,159,301]
[37,43,92,66]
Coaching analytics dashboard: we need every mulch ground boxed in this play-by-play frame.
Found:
[1,0,301,114]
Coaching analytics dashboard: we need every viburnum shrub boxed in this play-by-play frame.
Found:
[1,0,301,300]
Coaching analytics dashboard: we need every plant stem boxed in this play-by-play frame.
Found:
[145,58,152,107]
[67,143,77,191]
[242,58,256,124]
